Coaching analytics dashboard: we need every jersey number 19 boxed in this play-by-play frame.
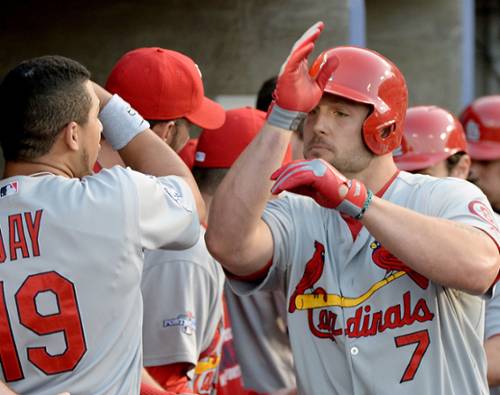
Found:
[0,271,87,382]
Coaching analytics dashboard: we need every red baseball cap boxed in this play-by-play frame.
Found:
[105,47,225,129]
[178,138,198,170]
[194,107,291,168]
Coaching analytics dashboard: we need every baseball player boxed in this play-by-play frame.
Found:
[205,22,500,395]
[193,107,296,393]
[0,55,203,395]
[393,105,470,178]
[102,48,268,395]
[460,95,500,394]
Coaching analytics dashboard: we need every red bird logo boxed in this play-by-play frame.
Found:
[289,241,326,313]
[370,241,429,289]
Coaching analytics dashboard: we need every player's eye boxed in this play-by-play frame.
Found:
[308,107,319,116]
[334,110,349,117]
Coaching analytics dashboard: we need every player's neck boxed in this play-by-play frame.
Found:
[3,160,74,179]
[346,155,398,194]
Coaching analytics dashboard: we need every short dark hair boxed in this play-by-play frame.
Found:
[256,76,277,112]
[446,151,467,173]
[0,55,92,161]
[192,167,228,195]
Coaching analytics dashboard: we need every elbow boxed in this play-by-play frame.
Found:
[205,227,250,274]
[205,227,233,268]
[468,253,500,295]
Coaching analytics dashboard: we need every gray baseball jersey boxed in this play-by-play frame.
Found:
[224,285,296,392]
[0,166,199,395]
[485,212,500,395]
[142,227,224,374]
[230,172,500,395]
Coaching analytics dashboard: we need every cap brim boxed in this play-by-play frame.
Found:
[185,97,226,130]
[394,152,450,171]
[468,141,500,161]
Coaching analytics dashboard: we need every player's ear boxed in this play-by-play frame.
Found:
[61,121,80,152]
[450,154,471,179]
[151,121,176,144]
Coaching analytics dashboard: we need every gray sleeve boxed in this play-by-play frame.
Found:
[141,253,221,367]
[228,195,295,296]
[127,169,200,251]
[425,178,500,247]
[486,289,500,339]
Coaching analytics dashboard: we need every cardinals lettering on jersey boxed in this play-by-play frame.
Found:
[289,240,434,342]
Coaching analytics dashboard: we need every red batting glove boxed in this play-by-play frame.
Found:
[267,22,339,131]
[270,159,373,220]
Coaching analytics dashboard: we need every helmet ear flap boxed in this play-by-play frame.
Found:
[363,115,402,155]
[381,122,396,139]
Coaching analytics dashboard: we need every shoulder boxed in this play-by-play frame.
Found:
[391,171,483,198]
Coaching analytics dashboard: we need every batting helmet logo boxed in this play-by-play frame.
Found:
[466,120,480,142]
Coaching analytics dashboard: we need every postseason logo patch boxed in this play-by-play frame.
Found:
[163,312,196,335]
[0,181,19,199]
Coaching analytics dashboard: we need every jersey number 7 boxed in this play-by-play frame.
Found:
[0,271,87,382]
[394,329,430,383]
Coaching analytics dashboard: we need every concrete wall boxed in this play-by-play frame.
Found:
[0,0,350,98]
[0,0,351,175]
[366,0,464,114]
[475,0,500,97]
[2,1,496,173]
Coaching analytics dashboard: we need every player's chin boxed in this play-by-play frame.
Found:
[304,147,335,162]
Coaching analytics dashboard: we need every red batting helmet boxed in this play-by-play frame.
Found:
[459,95,500,161]
[393,106,467,171]
[309,46,408,155]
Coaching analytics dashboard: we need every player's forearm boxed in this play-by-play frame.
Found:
[206,123,290,271]
[92,81,205,218]
[486,335,500,386]
[118,131,205,220]
[361,197,500,294]
[92,82,206,219]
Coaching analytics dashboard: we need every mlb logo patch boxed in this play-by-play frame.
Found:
[0,181,19,198]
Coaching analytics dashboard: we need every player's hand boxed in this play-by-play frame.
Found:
[270,159,373,219]
[274,22,339,113]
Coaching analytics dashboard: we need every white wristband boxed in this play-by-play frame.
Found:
[99,94,150,150]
